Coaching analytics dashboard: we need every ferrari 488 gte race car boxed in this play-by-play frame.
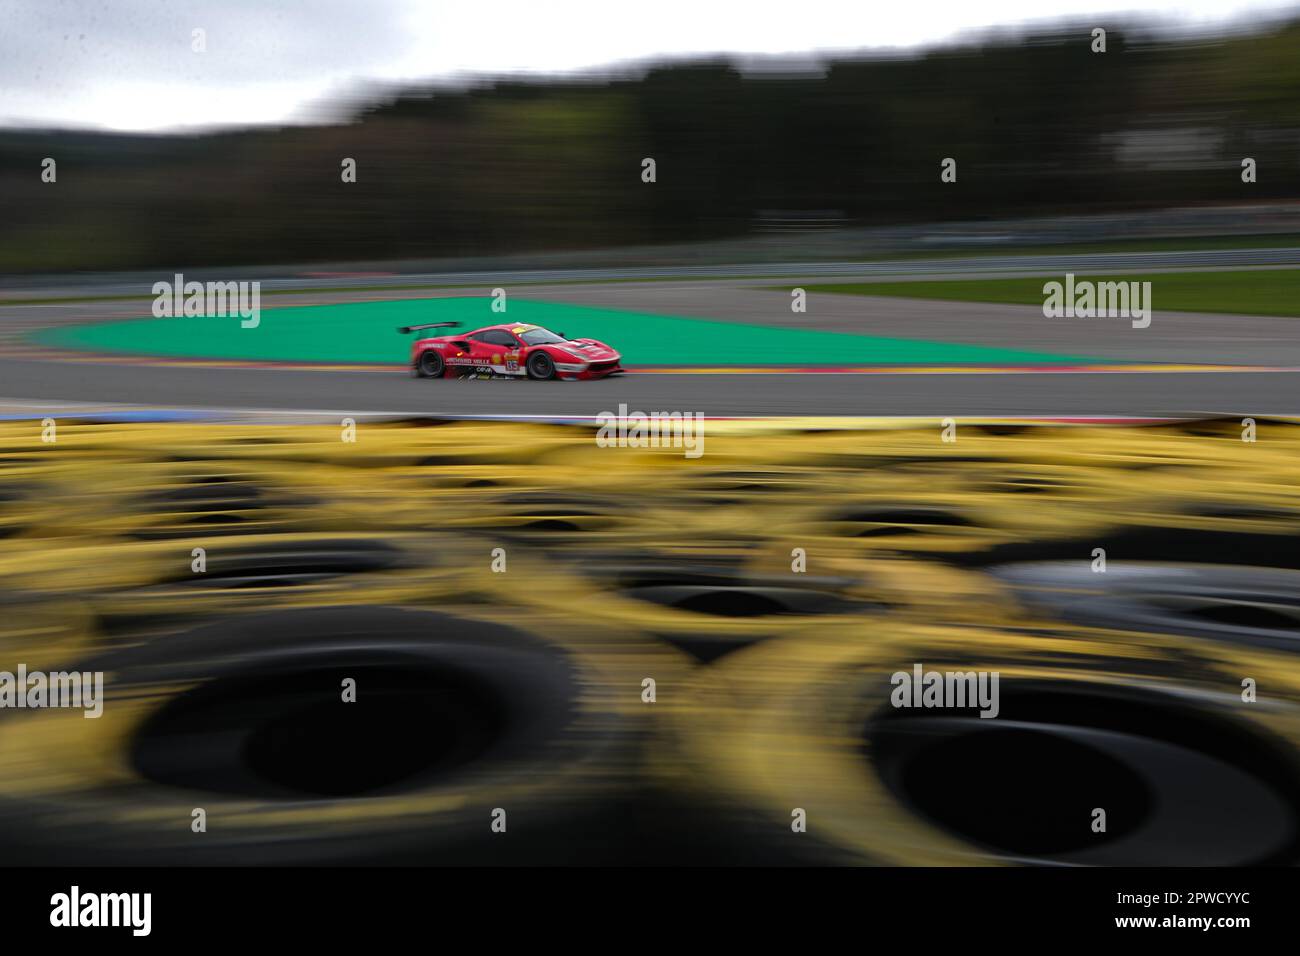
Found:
[401,321,624,381]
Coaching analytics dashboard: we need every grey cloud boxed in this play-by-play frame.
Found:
[0,0,418,105]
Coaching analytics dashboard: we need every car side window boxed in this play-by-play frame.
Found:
[483,330,517,346]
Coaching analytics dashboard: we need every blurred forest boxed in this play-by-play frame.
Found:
[3,20,1300,272]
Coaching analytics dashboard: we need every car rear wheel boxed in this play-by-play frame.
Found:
[416,351,445,379]
[527,352,556,381]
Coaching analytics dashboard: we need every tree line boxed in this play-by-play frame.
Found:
[2,20,1299,272]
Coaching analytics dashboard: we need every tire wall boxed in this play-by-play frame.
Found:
[1,417,1298,864]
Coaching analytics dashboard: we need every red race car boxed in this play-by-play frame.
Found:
[400,321,624,381]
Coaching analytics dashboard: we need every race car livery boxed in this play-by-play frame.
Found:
[400,321,624,381]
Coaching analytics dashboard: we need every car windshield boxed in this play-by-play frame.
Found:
[519,328,567,345]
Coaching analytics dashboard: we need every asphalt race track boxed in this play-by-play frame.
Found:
[3,357,1300,419]
[3,252,1299,418]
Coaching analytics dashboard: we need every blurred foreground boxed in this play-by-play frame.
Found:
[0,418,1297,865]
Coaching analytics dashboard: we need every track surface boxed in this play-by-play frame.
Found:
[3,251,1300,417]
[3,359,1297,418]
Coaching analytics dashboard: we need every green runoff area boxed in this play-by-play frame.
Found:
[32,297,1099,367]
[799,269,1300,318]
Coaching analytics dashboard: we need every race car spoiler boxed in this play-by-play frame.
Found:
[397,321,461,334]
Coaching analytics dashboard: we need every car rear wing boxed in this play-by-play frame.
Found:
[397,321,461,334]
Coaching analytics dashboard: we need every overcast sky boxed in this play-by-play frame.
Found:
[2,0,1298,131]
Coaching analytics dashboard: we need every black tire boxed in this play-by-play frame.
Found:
[526,352,556,381]
[415,350,445,379]
[868,680,1300,865]
[668,620,1300,865]
[85,534,472,633]
[992,561,1300,651]
[543,553,888,663]
[0,605,680,865]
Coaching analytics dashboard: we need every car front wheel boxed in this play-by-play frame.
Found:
[527,352,556,380]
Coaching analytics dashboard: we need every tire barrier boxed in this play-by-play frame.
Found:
[508,550,893,662]
[0,606,688,865]
[666,619,1300,865]
[0,482,67,541]
[0,594,96,673]
[436,491,679,550]
[961,512,1300,571]
[99,475,324,540]
[0,533,491,644]
[1,416,1300,864]
[993,562,1300,652]
[868,680,1300,865]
